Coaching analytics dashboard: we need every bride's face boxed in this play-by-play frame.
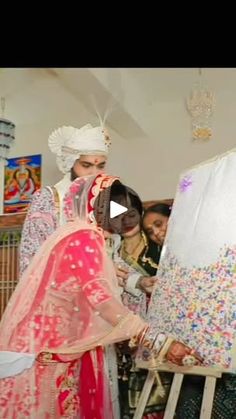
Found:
[108,208,141,235]
[121,222,140,238]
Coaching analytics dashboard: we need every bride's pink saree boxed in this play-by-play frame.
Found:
[0,174,146,418]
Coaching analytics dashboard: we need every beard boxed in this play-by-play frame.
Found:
[70,167,78,181]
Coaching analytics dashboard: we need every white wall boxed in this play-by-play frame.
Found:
[4,68,236,202]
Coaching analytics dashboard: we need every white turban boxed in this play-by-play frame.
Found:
[48,124,111,174]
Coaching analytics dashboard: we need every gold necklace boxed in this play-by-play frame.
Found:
[122,234,145,259]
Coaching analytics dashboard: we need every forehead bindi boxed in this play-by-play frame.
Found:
[80,156,106,165]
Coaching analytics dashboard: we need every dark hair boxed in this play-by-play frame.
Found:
[110,181,143,215]
[97,181,143,233]
[71,166,77,181]
[143,202,172,221]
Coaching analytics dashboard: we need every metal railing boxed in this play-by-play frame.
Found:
[0,229,21,318]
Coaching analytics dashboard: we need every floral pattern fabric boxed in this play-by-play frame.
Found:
[19,187,58,276]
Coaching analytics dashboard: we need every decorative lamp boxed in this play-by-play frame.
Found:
[186,69,215,141]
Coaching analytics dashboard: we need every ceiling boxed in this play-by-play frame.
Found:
[1,67,235,138]
[1,67,236,199]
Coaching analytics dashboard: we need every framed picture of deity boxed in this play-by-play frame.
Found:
[4,154,42,214]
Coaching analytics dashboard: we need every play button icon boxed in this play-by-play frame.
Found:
[110,201,128,219]
[93,180,141,234]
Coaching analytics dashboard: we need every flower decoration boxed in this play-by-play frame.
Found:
[179,175,193,193]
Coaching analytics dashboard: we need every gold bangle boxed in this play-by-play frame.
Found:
[139,326,150,345]
[129,325,149,348]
